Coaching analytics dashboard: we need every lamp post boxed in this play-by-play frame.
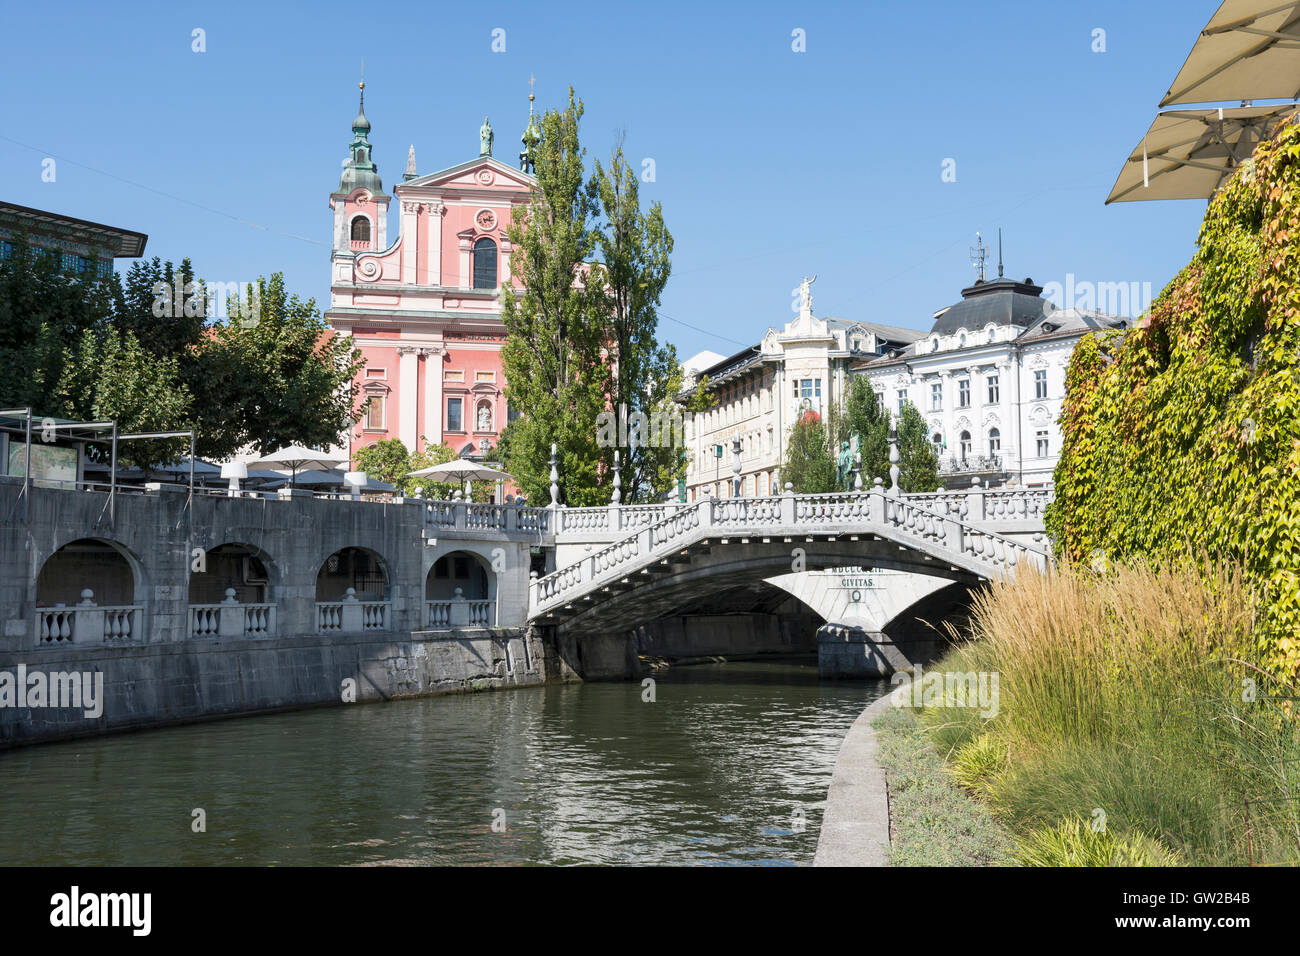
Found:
[731,436,742,497]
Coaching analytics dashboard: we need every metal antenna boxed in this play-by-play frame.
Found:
[998,228,1004,278]
[970,232,988,283]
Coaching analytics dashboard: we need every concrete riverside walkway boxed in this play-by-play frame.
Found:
[813,690,900,866]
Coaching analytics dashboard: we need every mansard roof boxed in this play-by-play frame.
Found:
[929,276,1055,336]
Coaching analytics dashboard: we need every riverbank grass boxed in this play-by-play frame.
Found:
[916,561,1300,866]
[871,705,1014,866]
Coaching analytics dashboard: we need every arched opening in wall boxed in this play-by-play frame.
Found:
[350,216,370,242]
[425,551,495,627]
[472,237,497,289]
[316,547,389,602]
[37,539,136,608]
[475,398,493,433]
[189,544,271,604]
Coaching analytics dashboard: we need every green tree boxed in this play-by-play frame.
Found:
[53,328,194,467]
[830,378,939,492]
[207,274,363,460]
[0,234,114,413]
[591,139,679,502]
[499,87,610,506]
[780,411,839,493]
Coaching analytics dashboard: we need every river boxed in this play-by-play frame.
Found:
[0,660,886,866]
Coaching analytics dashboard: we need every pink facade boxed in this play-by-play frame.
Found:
[325,95,535,466]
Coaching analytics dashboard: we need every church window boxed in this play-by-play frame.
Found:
[350,217,370,242]
[473,237,498,289]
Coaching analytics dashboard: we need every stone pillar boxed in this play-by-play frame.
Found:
[817,623,908,678]
[398,346,418,451]
[74,589,104,645]
[401,201,419,285]
[450,587,469,627]
[340,587,363,633]
[425,343,444,445]
[426,202,444,286]
[217,588,243,638]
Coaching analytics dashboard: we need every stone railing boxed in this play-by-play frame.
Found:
[316,592,391,633]
[530,488,1049,617]
[189,593,277,638]
[557,502,690,536]
[424,592,495,628]
[904,486,1053,522]
[422,499,553,536]
[35,591,142,645]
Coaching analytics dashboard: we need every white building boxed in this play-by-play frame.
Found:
[854,271,1127,488]
[680,280,924,500]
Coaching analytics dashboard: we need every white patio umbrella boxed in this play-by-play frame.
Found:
[1161,1,1300,107]
[405,460,513,498]
[253,445,348,488]
[1106,104,1297,203]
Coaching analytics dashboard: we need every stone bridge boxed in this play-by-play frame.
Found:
[530,486,1051,676]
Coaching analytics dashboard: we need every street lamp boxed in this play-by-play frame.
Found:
[731,436,742,497]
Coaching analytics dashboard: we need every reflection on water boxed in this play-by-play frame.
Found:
[0,660,885,866]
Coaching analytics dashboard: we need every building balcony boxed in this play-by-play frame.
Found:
[938,453,1005,477]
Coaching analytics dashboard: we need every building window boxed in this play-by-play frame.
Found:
[932,432,944,454]
[364,394,385,430]
[0,240,14,260]
[988,428,1001,456]
[350,217,370,242]
[874,391,885,410]
[959,430,972,460]
[930,382,942,411]
[987,374,1000,404]
[507,399,521,425]
[897,389,909,414]
[958,379,970,408]
[447,398,464,432]
[1036,430,1050,457]
[1034,369,1048,399]
[472,237,498,290]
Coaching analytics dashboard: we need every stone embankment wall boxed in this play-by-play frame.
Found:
[0,626,570,748]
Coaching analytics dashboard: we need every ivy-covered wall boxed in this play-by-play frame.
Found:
[1047,118,1300,677]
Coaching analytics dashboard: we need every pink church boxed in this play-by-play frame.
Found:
[325,82,541,467]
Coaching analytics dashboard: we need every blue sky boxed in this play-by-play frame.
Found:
[0,0,1234,361]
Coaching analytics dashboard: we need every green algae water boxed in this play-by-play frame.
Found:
[0,660,885,866]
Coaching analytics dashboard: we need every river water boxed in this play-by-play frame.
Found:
[0,660,885,866]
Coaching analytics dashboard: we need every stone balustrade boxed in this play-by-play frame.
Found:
[36,591,142,645]
[189,589,278,638]
[530,486,1050,618]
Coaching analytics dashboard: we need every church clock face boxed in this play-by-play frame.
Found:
[475,209,497,231]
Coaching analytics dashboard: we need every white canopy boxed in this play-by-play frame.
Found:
[1162,1,1300,106]
[406,460,513,483]
[1106,104,1297,203]
[253,445,348,487]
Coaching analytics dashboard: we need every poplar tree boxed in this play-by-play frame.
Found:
[591,139,678,502]
[499,88,609,506]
